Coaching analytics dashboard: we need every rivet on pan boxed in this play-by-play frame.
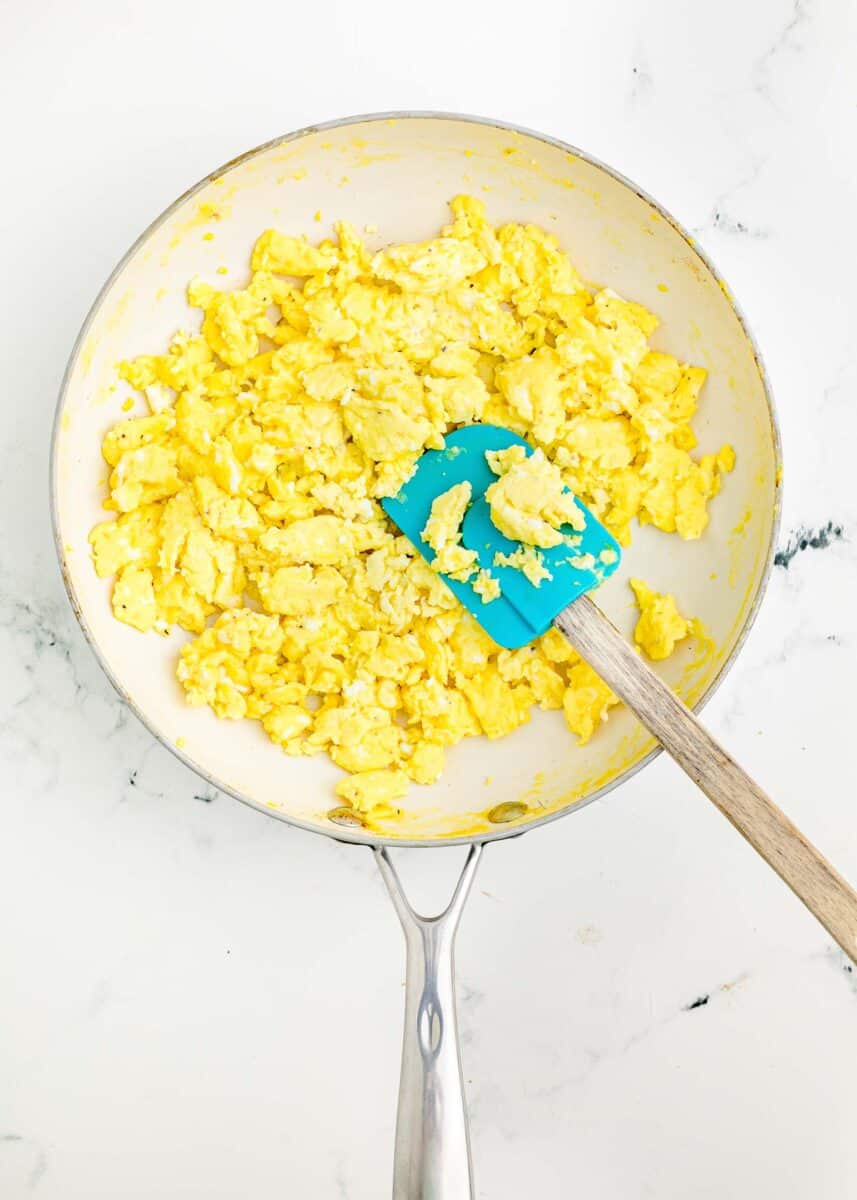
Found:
[327,806,366,828]
[487,801,528,824]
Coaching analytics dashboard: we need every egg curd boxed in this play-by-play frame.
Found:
[629,578,702,661]
[487,446,586,589]
[420,482,499,600]
[486,445,585,548]
[89,195,733,815]
[421,481,479,579]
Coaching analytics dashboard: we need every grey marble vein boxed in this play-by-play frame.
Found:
[752,0,815,105]
[775,522,845,568]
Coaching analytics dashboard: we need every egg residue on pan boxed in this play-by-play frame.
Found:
[89,195,734,815]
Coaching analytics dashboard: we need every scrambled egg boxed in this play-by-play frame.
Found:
[89,195,733,814]
[421,481,478,579]
[421,481,499,600]
[494,544,553,587]
[472,570,501,604]
[486,445,585,546]
[630,578,700,661]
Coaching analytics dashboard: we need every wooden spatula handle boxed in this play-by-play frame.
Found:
[555,595,857,960]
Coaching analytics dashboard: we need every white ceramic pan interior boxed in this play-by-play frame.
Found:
[52,113,781,846]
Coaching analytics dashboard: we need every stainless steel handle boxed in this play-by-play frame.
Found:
[375,844,482,1200]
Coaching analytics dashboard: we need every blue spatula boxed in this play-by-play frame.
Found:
[383,424,621,649]
[382,423,857,959]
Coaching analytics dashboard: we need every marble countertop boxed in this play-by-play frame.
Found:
[2,0,856,1195]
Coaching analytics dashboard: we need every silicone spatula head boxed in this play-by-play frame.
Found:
[381,425,622,649]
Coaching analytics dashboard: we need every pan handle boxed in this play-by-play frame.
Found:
[375,844,482,1200]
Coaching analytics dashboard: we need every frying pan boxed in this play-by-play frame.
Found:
[51,113,781,1197]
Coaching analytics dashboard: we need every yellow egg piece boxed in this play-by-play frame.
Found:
[486,447,585,548]
[630,578,695,661]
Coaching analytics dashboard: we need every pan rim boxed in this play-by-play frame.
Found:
[50,109,783,848]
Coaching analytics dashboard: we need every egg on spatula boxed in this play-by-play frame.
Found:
[381,423,622,649]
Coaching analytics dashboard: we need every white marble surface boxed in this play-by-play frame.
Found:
[2,1,857,1195]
